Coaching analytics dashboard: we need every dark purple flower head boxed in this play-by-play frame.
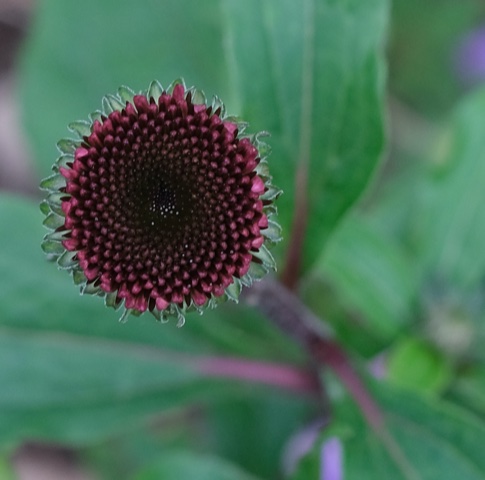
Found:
[41,80,281,323]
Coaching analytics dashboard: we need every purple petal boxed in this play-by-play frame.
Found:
[455,26,485,84]
[321,437,343,480]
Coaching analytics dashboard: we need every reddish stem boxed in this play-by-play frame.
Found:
[243,278,383,430]
[281,166,309,290]
[243,279,419,478]
[308,338,383,430]
[198,356,320,395]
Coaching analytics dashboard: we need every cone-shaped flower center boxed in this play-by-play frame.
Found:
[58,84,269,314]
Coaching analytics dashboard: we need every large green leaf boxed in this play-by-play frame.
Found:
[415,87,485,288]
[223,0,388,272]
[305,214,417,343]
[205,392,313,480]
[20,0,388,274]
[292,381,485,479]
[0,330,225,446]
[133,451,261,480]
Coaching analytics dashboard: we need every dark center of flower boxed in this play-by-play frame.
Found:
[150,181,178,220]
[129,166,190,231]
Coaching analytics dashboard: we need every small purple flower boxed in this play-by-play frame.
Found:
[321,437,343,480]
[455,26,485,85]
[282,424,343,480]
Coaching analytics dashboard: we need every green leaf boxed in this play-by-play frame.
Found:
[293,380,485,479]
[449,367,485,418]
[222,0,388,272]
[0,330,224,446]
[133,451,261,480]
[206,391,312,479]
[414,87,485,288]
[308,215,417,339]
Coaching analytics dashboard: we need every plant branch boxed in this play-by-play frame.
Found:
[244,277,419,479]
[243,277,383,430]
[198,356,320,396]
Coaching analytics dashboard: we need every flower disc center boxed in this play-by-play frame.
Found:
[149,180,178,219]
[132,173,192,231]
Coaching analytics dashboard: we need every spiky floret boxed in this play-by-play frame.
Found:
[40,80,281,324]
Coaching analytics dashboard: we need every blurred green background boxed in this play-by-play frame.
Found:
[2,0,485,478]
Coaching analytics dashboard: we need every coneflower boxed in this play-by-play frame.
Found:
[41,80,281,324]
